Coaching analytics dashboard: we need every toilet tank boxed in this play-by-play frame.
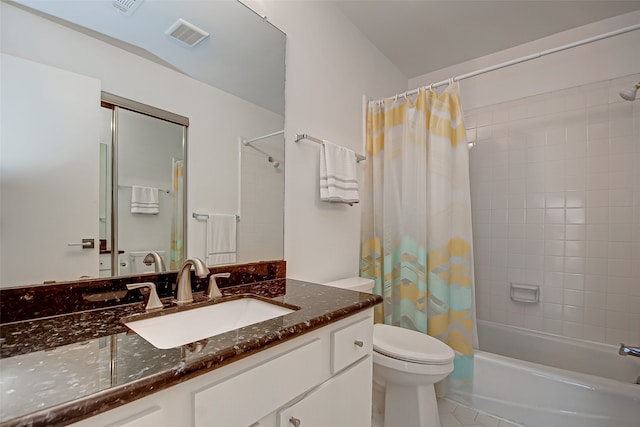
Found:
[129,250,166,274]
[322,277,374,293]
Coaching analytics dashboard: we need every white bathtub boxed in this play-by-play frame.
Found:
[447,320,640,427]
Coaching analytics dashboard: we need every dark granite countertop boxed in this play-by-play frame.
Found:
[0,278,382,427]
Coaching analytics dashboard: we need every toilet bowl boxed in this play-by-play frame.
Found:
[373,324,455,427]
[321,277,455,427]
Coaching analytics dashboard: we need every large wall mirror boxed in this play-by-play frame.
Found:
[0,0,286,288]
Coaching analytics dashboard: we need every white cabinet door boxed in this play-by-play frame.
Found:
[0,53,101,286]
[193,339,325,427]
[277,356,372,427]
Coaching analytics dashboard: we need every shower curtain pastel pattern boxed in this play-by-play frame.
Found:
[360,83,476,380]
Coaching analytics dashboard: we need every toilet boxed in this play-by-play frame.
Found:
[321,277,455,427]
[129,250,166,274]
[322,276,377,292]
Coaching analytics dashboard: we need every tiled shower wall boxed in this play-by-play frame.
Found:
[466,74,640,345]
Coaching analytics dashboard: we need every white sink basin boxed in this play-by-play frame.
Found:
[124,297,295,349]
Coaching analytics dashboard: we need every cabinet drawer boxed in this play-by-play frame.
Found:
[331,317,372,373]
[105,406,163,427]
[193,339,324,427]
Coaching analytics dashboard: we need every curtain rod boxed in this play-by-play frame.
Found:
[192,212,239,221]
[376,24,640,103]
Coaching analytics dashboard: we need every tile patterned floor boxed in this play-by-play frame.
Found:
[372,397,526,427]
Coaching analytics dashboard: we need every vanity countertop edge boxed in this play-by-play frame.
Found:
[0,278,382,427]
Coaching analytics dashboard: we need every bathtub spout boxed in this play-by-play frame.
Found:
[618,343,640,357]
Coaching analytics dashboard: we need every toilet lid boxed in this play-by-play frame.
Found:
[373,324,455,364]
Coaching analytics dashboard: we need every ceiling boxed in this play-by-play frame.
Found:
[333,0,640,79]
[9,0,286,115]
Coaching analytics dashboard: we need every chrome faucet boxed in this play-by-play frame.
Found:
[143,251,166,272]
[174,257,209,305]
[619,343,640,358]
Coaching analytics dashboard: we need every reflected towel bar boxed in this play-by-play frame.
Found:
[192,212,240,221]
[295,133,366,162]
[119,184,170,194]
[242,130,284,145]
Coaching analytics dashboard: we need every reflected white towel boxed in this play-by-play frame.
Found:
[320,140,359,204]
[131,186,159,214]
[206,214,237,266]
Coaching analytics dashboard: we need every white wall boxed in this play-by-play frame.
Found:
[467,75,640,345]
[243,0,407,283]
[0,54,101,285]
[238,137,285,264]
[2,1,406,284]
[1,2,283,264]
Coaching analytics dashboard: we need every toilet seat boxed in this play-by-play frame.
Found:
[373,324,455,365]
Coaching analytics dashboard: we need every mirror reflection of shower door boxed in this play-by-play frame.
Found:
[114,107,186,275]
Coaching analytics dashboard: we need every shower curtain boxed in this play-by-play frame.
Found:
[360,82,476,381]
[170,159,184,270]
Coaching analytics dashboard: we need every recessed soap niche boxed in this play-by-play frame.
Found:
[510,283,540,304]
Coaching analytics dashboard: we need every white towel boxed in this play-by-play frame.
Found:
[131,186,159,214]
[206,214,237,266]
[320,140,359,204]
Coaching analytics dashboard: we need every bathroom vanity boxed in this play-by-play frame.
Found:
[0,262,382,427]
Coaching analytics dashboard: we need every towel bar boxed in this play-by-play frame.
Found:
[119,184,171,194]
[295,133,366,162]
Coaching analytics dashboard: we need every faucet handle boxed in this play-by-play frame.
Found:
[206,273,231,299]
[127,282,163,311]
[619,343,640,357]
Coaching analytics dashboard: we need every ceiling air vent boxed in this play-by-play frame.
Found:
[165,19,209,48]
[112,0,144,16]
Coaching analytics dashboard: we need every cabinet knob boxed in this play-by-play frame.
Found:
[289,416,301,426]
[354,340,364,347]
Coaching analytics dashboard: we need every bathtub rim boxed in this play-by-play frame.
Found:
[476,318,640,382]
[471,349,640,398]
[476,319,629,356]
[449,349,640,427]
